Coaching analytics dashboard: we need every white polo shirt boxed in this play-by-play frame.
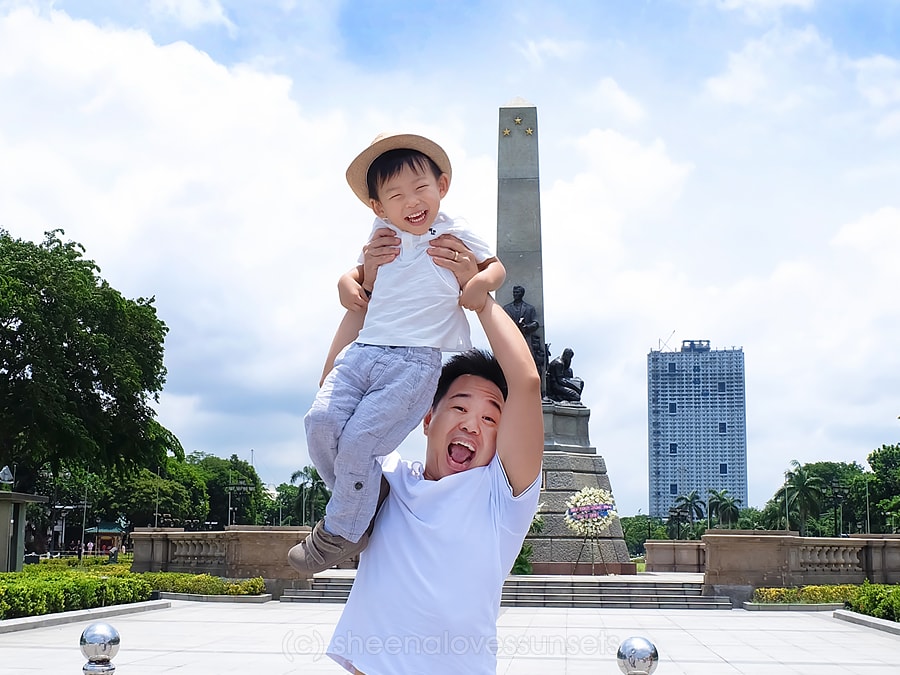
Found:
[355,213,494,351]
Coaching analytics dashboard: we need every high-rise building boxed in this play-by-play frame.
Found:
[647,340,747,518]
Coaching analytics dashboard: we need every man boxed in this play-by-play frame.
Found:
[325,293,544,674]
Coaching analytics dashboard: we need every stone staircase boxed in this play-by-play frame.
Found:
[280,574,733,609]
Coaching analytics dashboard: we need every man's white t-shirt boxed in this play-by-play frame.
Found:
[327,451,540,674]
[355,213,494,351]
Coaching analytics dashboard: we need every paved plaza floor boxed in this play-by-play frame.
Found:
[1,596,898,674]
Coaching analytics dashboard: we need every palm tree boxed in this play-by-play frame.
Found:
[674,490,706,527]
[707,488,742,528]
[290,465,330,526]
[666,506,690,540]
[777,460,826,536]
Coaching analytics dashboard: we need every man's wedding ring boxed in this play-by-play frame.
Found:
[453,251,459,262]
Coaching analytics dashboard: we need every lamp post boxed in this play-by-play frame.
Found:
[865,475,871,534]
[783,473,791,531]
[226,478,254,526]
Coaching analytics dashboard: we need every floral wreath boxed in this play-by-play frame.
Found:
[564,487,617,538]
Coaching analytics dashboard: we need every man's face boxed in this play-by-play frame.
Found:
[512,286,524,302]
[423,375,504,480]
[370,163,449,236]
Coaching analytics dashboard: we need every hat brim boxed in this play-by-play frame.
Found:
[346,133,452,205]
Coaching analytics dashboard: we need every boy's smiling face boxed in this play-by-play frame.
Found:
[370,163,449,236]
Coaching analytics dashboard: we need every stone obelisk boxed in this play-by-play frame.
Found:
[496,98,633,574]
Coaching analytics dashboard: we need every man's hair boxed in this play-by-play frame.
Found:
[432,349,508,408]
[367,148,443,200]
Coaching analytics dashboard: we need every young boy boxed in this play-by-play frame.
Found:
[289,133,505,574]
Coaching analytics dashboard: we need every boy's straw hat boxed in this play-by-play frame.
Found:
[346,132,452,205]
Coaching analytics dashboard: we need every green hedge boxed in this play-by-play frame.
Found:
[0,563,265,620]
[753,584,859,605]
[139,572,265,596]
[754,582,900,623]
[848,581,900,622]
[0,574,151,619]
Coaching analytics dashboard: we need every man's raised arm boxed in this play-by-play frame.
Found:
[475,296,543,495]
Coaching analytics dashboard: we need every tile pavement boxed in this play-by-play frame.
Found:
[0,597,898,673]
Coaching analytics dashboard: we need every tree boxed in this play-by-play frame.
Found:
[620,514,665,555]
[187,452,263,527]
[290,465,330,526]
[0,229,182,487]
[674,490,705,527]
[708,488,742,528]
[776,460,826,536]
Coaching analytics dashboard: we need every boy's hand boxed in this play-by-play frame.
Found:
[459,276,490,312]
[338,273,369,312]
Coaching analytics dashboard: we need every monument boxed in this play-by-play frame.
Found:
[496,98,632,574]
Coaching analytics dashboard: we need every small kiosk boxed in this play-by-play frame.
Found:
[0,491,49,572]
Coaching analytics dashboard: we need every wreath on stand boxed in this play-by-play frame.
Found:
[564,487,617,574]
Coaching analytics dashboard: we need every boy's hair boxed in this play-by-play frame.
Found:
[432,349,508,408]
[366,148,443,201]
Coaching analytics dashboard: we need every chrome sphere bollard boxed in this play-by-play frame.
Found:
[80,622,120,674]
[616,636,659,675]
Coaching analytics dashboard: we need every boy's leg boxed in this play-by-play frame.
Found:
[325,347,440,541]
[289,347,439,574]
[304,345,367,492]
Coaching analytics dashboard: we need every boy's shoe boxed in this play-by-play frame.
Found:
[288,476,389,575]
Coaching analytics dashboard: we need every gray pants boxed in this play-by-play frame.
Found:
[305,343,441,541]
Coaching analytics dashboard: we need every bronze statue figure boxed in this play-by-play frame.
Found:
[502,285,544,373]
[546,347,584,404]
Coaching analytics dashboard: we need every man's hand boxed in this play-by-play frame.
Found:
[428,233,478,287]
[363,227,400,286]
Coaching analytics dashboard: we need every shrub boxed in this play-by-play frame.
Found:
[753,585,859,605]
[849,581,900,622]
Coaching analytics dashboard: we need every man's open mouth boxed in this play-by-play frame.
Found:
[448,440,475,468]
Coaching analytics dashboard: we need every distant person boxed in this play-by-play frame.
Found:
[289,132,506,574]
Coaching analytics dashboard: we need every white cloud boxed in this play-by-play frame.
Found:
[716,0,815,21]
[705,25,829,109]
[516,37,586,69]
[584,78,646,125]
[149,0,235,34]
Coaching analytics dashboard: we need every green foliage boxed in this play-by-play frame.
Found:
[620,514,665,555]
[187,452,263,526]
[511,506,545,574]
[850,581,900,621]
[753,584,858,605]
[0,229,182,484]
[138,572,265,596]
[290,465,330,526]
[0,566,151,619]
[0,562,264,618]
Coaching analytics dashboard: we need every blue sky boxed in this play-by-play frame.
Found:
[2,0,899,517]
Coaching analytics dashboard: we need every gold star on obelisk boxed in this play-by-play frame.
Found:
[514,117,522,125]
[525,127,534,135]
[502,128,511,136]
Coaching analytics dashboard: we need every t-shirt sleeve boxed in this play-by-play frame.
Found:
[445,218,496,263]
[491,452,541,537]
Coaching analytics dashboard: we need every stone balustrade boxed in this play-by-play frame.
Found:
[644,530,900,607]
[131,525,312,596]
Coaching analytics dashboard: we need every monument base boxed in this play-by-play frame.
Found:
[526,403,631,575]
